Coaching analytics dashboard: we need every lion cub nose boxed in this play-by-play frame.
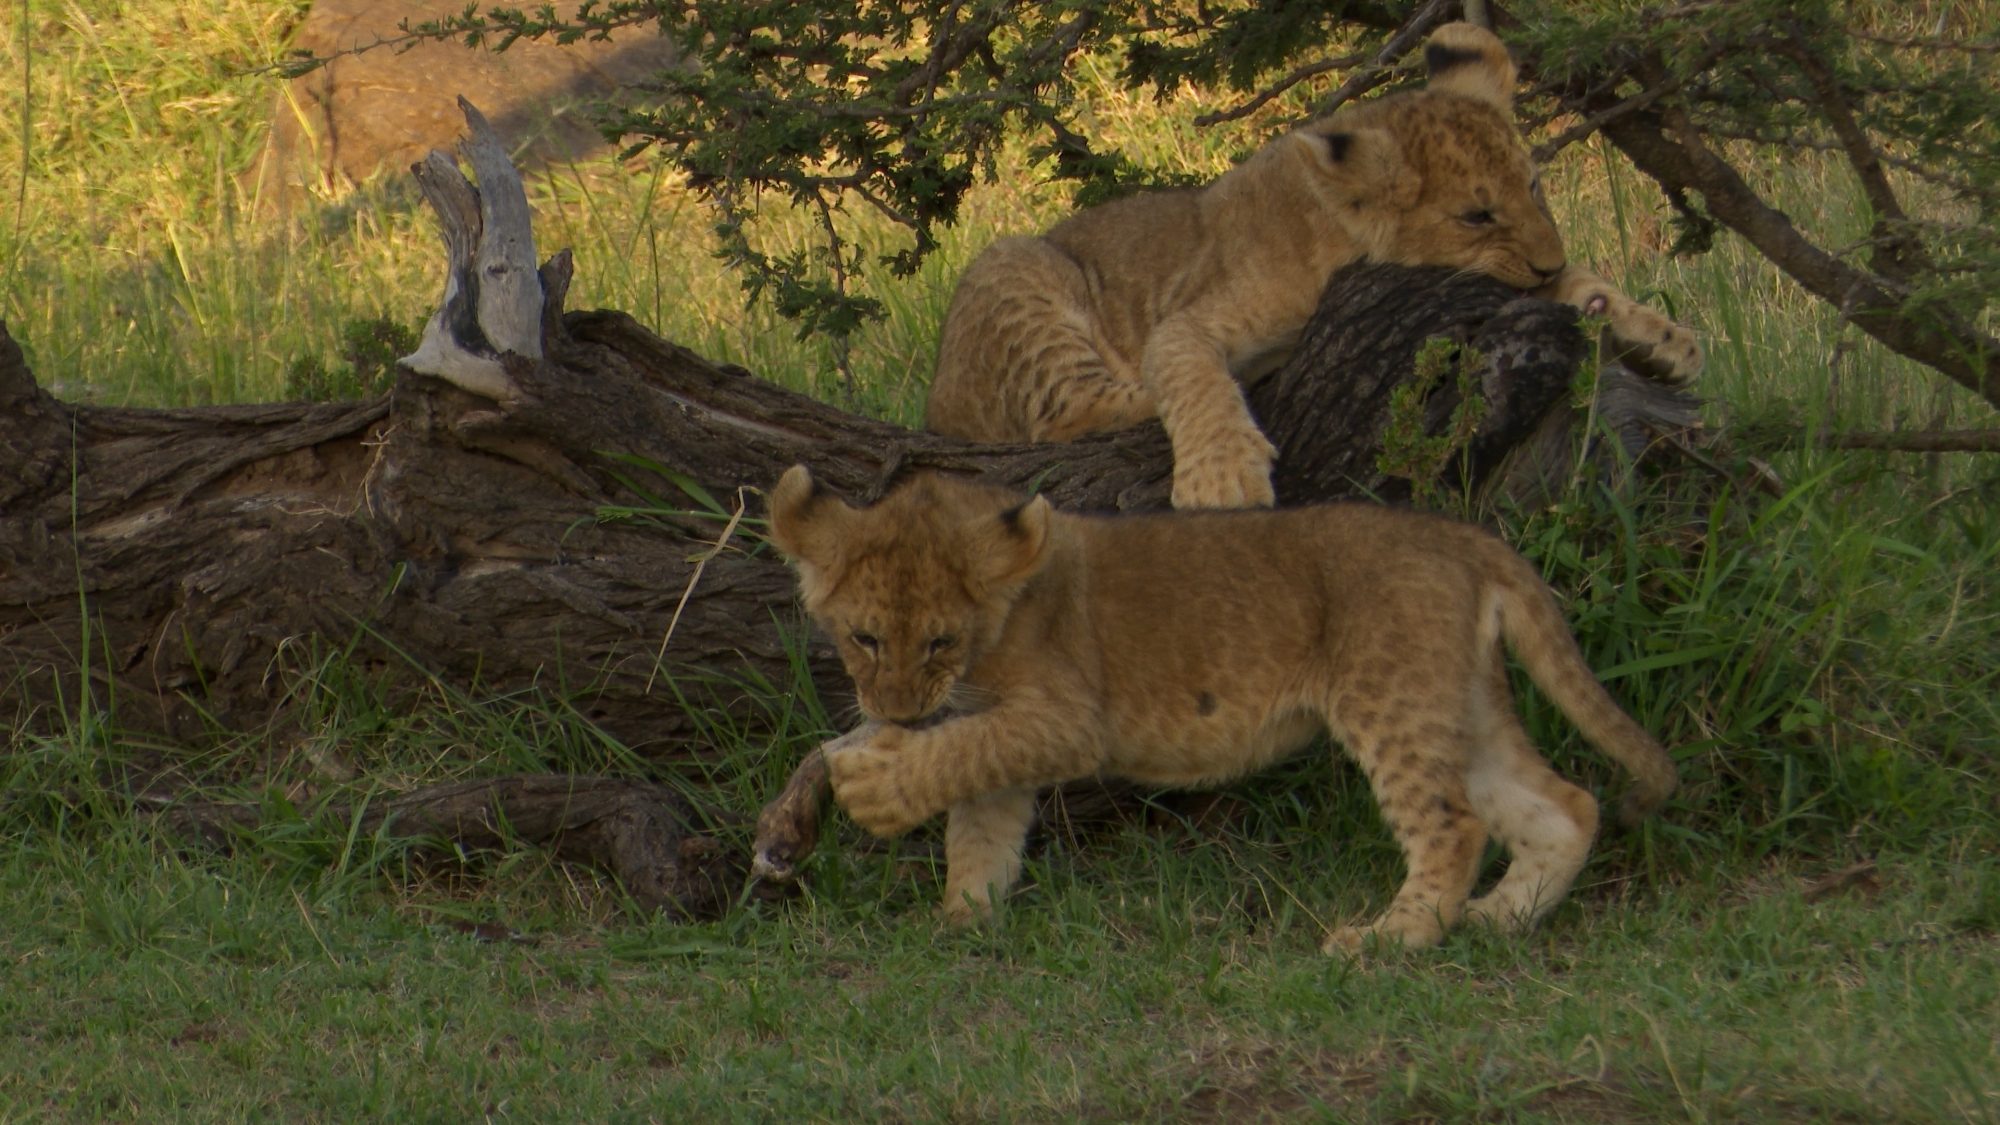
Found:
[876,693,933,726]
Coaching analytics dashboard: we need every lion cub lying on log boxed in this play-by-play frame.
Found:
[766,465,1677,953]
[925,22,1702,510]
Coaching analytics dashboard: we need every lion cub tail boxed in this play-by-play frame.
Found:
[1490,553,1679,827]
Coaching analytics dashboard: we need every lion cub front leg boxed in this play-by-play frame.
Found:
[825,703,1099,922]
[824,702,1102,842]
[1540,266,1703,385]
[939,786,1038,926]
[1143,320,1276,510]
[819,723,931,837]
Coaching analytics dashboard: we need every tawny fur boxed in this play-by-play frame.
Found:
[767,466,1678,955]
[925,22,1702,511]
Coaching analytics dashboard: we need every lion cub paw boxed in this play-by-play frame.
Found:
[937,893,997,929]
[1544,267,1702,385]
[1461,893,1537,933]
[1588,291,1703,385]
[1321,913,1447,958]
[1169,427,1277,510]
[824,728,929,838]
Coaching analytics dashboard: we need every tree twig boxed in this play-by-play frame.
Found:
[1310,0,1455,118]
[1849,31,2000,52]
[1529,44,1724,164]
[1193,52,1368,127]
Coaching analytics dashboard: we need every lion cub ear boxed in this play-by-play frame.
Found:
[970,495,1054,595]
[766,464,847,576]
[1423,21,1517,114]
[1293,126,1414,209]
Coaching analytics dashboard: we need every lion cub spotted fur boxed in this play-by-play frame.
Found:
[767,466,1678,954]
[925,22,1701,510]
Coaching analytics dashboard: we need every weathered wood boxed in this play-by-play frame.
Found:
[751,745,831,883]
[403,97,542,400]
[156,774,743,919]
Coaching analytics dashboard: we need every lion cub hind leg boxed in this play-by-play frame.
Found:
[926,238,1157,443]
[1321,705,1489,957]
[938,785,1040,927]
[1460,670,1601,932]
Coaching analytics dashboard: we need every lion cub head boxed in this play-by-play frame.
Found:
[1290,22,1564,289]
[766,466,1052,725]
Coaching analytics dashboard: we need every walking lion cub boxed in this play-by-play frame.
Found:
[925,22,1701,510]
[767,466,1677,953]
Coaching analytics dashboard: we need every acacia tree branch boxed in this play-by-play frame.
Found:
[1528,44,1724,164]
[1193,51,1369,127]
[1779,24,1933,287]
[1589,62,2000,411]
[891,2,1013,109]
[1694,124,1991,203]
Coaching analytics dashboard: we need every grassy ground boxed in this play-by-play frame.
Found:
[4,3,1998,1121]
[4,811,1995,1119]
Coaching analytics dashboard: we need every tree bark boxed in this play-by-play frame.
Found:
[0,103,1695,764]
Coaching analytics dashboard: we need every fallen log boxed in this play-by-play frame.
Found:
[156,774,744,918]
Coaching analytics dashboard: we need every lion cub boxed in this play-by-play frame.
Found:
[925,22,1701,510]
[766,465,1678,954]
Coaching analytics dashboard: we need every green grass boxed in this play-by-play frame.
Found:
[4,786,1996,1120]
[4,2,1999,1120]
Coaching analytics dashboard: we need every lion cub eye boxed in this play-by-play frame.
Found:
[1460,208,1497,227]
[850,631,880,654]
[927,635,958,656]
